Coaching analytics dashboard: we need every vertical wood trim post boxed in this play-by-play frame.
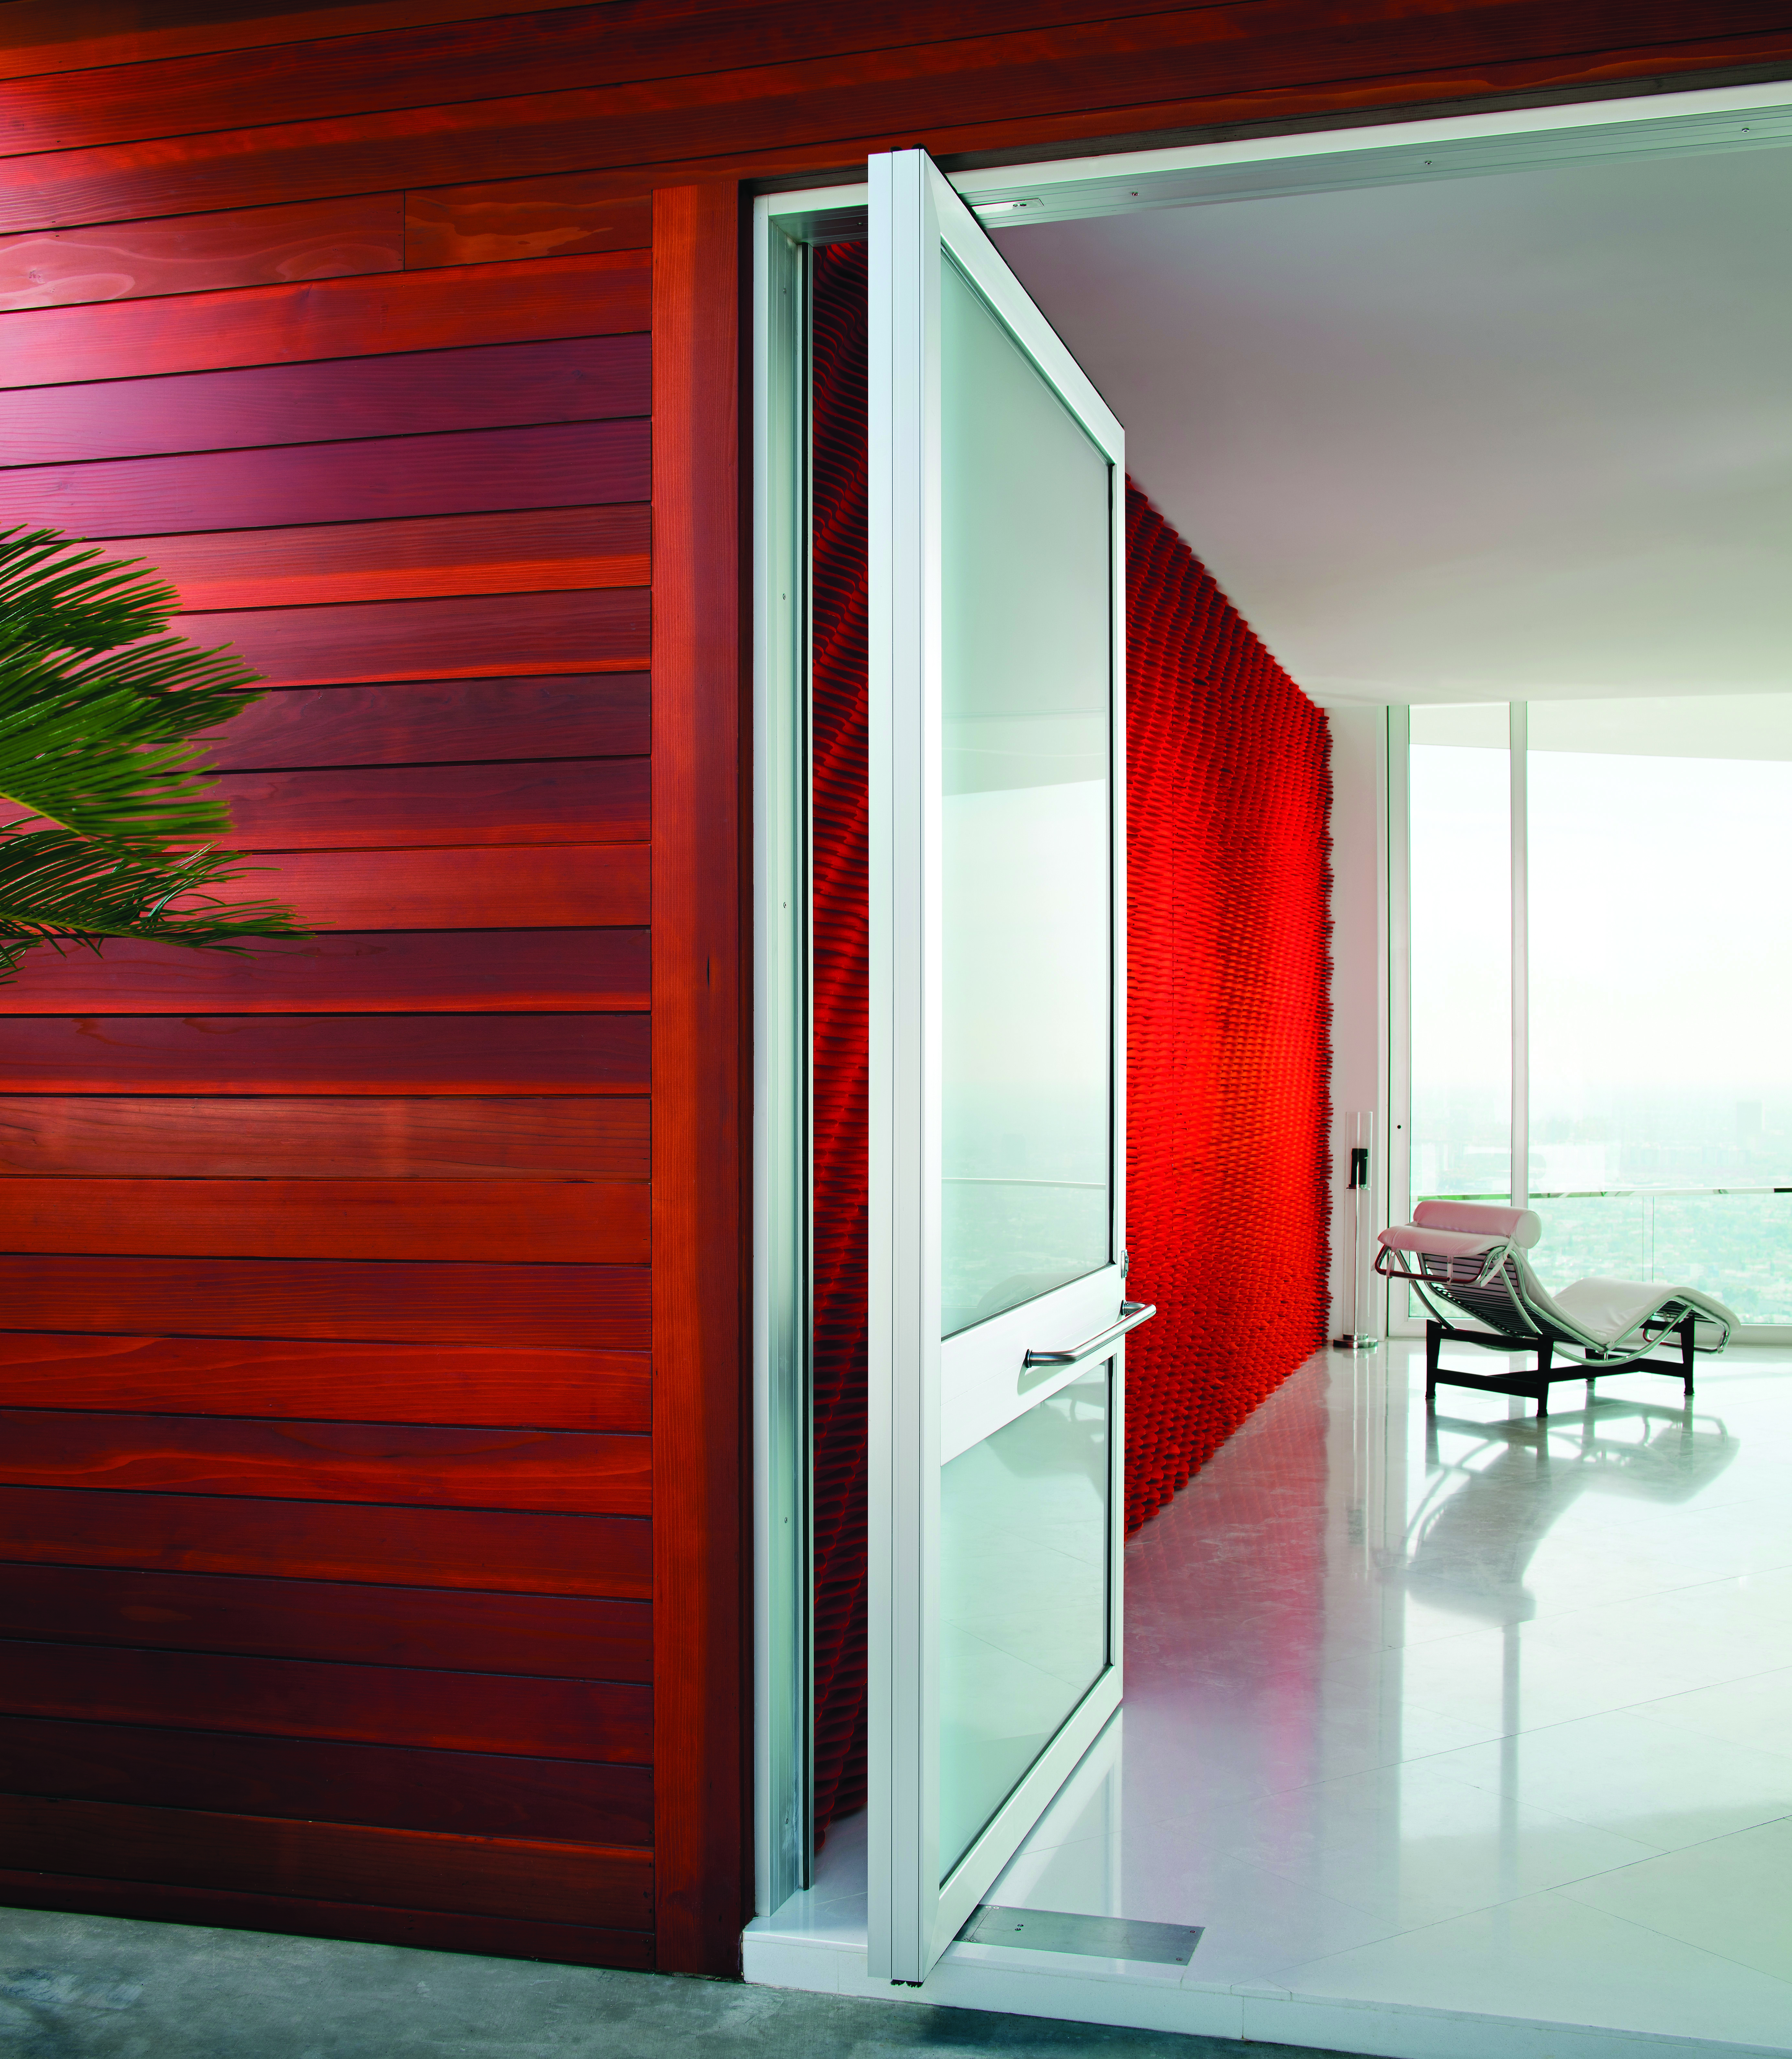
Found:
[652,181,748,1975]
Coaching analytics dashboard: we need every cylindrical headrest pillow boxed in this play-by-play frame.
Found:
[1412,1200,1542,1249]
[1379,1224,1508,1261]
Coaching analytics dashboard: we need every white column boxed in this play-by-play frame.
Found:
[1510,701,1529,1211]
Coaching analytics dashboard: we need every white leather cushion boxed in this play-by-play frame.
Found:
[1552,1276,1739,1347]
[1413,1200,1542,1249]
[1379,1225,1503,1261]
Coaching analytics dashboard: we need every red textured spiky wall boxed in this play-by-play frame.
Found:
[809,243,873,1841]
[1121,488,1333,1530]
[807,243,1333,1840]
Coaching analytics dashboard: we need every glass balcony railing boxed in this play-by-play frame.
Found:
[1412,1189,1792,1327]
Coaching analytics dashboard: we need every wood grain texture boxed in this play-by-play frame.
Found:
[0,1715,654,1844]
[0,76,749,233]
[0,1412,650,1515]
[0,1796,653,1928]
[651,182,747,1978]
[0,250,648,388]
[13,420,647,539]
[0,1257,648,1348]
[408,184,651,269]
[197,674,650,770]
[0,1563,650,1675]
[0,1096,650,1180]
[119,506,651,613]
[0,1179,649,1264]
[0,0,1313,163]
[0,1014,649,1094]
[0,194,402,312]
[0,81,761,236]
[0,1334,650,1431]
[0,933,650,1017]
[247,758,646,849]
[3,760,652,856]
[177,588,650,688]
[0,1642,651,1758]
[0,0,607,83]
[11,6,1792,236]
[171,758,650,852]
[4,1,880,153]
[0,335,650,467]
[243,845,650,929]
[0,1097,647,1190]
[0,1867,656,1968]
[0,1485,652,1595]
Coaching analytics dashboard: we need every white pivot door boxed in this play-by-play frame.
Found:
[866,148,1149,1984]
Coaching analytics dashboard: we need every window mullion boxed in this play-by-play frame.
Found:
[1510,700,1529,1212]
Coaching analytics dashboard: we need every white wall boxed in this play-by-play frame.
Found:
[1323,703,1390,1341]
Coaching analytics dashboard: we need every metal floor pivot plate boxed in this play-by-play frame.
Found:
[960,1905,1203,1965]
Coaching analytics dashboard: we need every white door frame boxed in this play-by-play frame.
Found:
[865,146,1130,1983]
[750,70,1792,1937]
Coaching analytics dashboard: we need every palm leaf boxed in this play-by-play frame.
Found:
[0,828,299,978]
[0,654,256,841]
[0,525,266,844]
[0,526,179,655]
[0,524,302,979]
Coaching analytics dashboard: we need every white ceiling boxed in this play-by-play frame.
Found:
[993,146,1792,708]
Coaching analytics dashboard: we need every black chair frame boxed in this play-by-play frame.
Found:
[1423,1313,1697,1419]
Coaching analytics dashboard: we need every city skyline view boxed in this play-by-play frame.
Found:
[1408,698,1792,1323]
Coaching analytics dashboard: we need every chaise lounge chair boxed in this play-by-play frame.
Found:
[1373,1201,1738,1417]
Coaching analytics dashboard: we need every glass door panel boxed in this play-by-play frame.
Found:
[939,1360,1111,1875]
[941,254,1114,1339]
[868,147,1141,1985]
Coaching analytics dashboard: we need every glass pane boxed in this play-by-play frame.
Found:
[1537,1192,1792,1323]
[940,256,1113,1339]
[1409,704,1510,1206]
[1654,1195,1792,1323]
[939,1363,1110,1878]
[1528,694,1792,1321]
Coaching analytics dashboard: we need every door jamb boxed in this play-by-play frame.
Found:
[749,71,1792,1939]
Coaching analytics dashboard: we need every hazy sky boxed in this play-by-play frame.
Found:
[1410,717,1792,1177]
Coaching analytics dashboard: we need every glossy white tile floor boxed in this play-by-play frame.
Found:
[747,1343,1792,2056]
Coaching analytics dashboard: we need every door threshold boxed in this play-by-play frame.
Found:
[744,1878,1788,2059]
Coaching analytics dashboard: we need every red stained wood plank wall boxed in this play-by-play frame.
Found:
[1,0,1786,1981]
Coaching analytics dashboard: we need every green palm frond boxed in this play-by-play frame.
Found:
[0,654,250,840]
[0,525,180,654]
[0,526,265,843]
[0,628,261,728]
[0,524,302,979]
[0,829,298,977]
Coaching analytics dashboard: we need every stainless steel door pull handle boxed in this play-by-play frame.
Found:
[1023,1300,1157,1371]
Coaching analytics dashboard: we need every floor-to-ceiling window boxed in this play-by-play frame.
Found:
[1405,693,1792,1327]
[1408,703,1512,1208]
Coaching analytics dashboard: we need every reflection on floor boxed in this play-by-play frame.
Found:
[747,1344,1792,2056]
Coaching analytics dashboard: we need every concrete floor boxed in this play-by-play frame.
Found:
[0,1905,1362,2059]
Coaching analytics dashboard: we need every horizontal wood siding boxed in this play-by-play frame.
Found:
[0,1719,652,1844]
[0,1336,650,1428]
[0,1485,652,1594]
[0,1098,651,1174]
[0,195,407,313]
[4,0,1780,1982]
[0,148,656,1963]
[0,1796,653,1927]
[3,338,650,464]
